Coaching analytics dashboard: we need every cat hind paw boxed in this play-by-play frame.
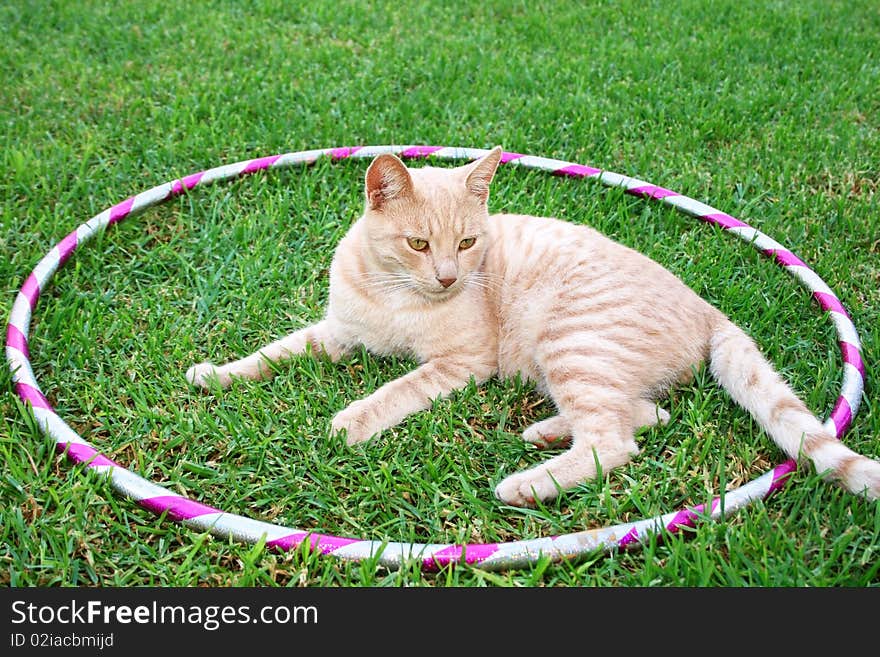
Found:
[494,469,560,507]
[522,415,572,448]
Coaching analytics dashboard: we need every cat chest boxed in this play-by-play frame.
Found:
[331,289,492,362]
[361,310,444,358]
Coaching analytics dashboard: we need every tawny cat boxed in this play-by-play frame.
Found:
[187,147,880,506]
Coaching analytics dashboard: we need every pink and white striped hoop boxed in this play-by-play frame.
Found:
[5,145,866,571]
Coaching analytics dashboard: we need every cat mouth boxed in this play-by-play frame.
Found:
[420,282,461,299]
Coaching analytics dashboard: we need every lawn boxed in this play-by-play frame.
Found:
[2,0,878,587]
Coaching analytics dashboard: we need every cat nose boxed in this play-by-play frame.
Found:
[437,276,457,288]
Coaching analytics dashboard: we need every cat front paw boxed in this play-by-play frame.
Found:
[186,362,230,389]
[331,400,380,446]
[494,468,560,507]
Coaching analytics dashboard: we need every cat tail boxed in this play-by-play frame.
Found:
[708,318,879,500]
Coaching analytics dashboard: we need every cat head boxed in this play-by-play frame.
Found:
[361,146,502,300]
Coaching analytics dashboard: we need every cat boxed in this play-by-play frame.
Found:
[186,147,880,506]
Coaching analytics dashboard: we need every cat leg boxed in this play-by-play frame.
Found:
[632,399,670,429]
[186,319,346,389]
[522,415,572,448]
[495,428,638,506]
[496,411,638,506]
[496,374,639,505]
[332,356,495,446]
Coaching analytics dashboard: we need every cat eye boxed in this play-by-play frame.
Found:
[407,237,429,251]
[459,237,476,250]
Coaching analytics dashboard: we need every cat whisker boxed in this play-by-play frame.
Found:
[355,272,414,290]
[358,279,416,293]
[465,272,503,292]
[358,278,420,297]
[355,271,411,282]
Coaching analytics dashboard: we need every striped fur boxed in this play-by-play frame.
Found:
[187,147,880,506]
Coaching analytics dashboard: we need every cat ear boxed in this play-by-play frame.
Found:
[365,154,414,211]
[464,146,503,203]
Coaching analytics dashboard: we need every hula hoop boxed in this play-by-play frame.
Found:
[5,145,866,571]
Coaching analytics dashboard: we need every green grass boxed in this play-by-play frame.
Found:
[2,0,878,587]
